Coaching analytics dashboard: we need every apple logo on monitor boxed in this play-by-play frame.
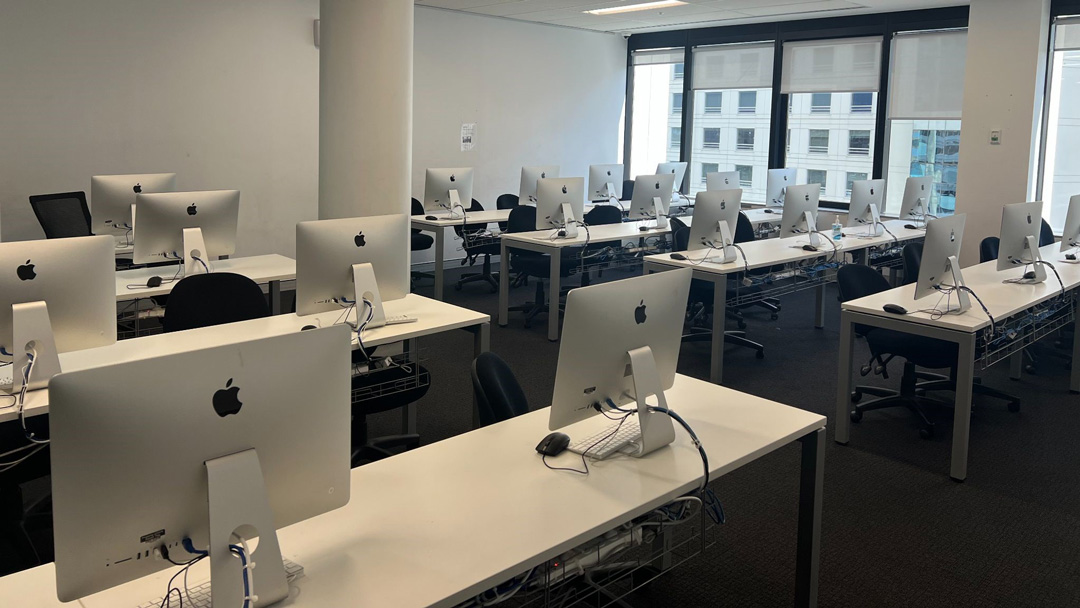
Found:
[1026,213,1033,225]
[949,229,956,242]
[354,231,367,247]
[870,187,875,196]
[17,260,36,281]
[561,185,568,195]
[805,193,810,202]
[187,204,198,216]
[654,182,661,190]
[540,172,547,179]
[783,175,789,182]
[606,170,612,177]
[724,178,730,185]
[720,199,726,210]
[133,183,142,194]
[921,183,926,192]
[213,378,242,417]
[634,300,647,325]
[450,174,456,183]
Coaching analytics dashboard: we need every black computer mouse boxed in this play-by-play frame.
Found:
[146,275,163,288]
[763,209,775,214]
[1067,253,1077,261]
[425,215,439,220]
[670,253,688,261]
[904,224,918,230]
[1023,271,1038,280]
[536,432,571,457]
[300,325,318,331]
[802,244,818,252]
[557,229,567,237]
[638,226,650,232]
[883,304,908,315]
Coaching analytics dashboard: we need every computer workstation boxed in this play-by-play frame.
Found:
[587,163,624,203]
[90,173,177,246]
[682,189,743,265]
[535,177,587,238]
[132,189,240,277]
[423,167,474,219]
[898,175,936,228]
[847,179,886,237]
[519,165,560,205]
[628,174,676,229]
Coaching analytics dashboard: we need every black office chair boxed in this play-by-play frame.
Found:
[621,180,635,202]
[0,420,51,574]
[505,206,581,328]
[456,199,500,292]
[979,237,1000,264]
[668,216,689,235]
[29,192,92,238]
[496,194,519,232]
[674,226,765,359]
[350,362,431,467]
[901,242,923,286]
[1041,219,1056,247]
[162,273,270,333]
[580,204,625,286]
[734,213,782,319]
[410,198,436,284]
[839,264,1021,438]
[471,352,530,426]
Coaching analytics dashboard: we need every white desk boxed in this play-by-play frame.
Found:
[3,375,825,608]
[2,294,490,431]
[499,221,672,341]
[642,220,926,384]
[836,243,1080,481]
[116,254,296,315]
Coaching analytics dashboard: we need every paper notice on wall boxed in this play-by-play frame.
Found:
[460,123,476,152]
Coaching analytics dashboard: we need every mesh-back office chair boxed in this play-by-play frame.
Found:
[496,194,519,232]
[505,205,581,328]
[579,204,625,286]
[456,199,500,292]
[162,273,270,333]
[622,180,635,202]
[350,362,431,467]
[674,226,765,359]
[29,192,92,239]
[410,198,436,285]
[735,213,782,320]
[471,352,530,427]
[901,242,922,286]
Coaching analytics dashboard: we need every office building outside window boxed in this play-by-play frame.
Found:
[629,48,685,181]
[701,162,719,184]
[736,165,753,188]
[702,128,721,149]
[738,91,757,114]
[851,92,873,113]
[704,92,722,113]
[807,169,827,195]
[846,172,868,196]
[736,128,755,151]
[810,93,832,113]
[849,130,871,156]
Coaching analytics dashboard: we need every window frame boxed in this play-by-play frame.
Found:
[808,129,830,154]
[703,91,723,114]
[702,127,721,149]
[736,128,756,151]
[848,129,871,156]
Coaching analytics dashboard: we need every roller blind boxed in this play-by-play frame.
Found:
[692,42,775,90]
[1055,16,1080,51]
[888,30,967,120]
[632,48,684,66]
[780,36,883,94]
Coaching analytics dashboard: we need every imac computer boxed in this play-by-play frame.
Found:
[656,162,688,194]
[899,176,936,226]
[49,326,352,606]
[296,214,410,327]
[90,173,177,237]
[588,164,624,202]
[132,190,240,276]
[847,179,886,236]
[424,168,474,217]
[996,201,1048,283]
[766,168,797,207]
[549,268,692,459]
[915,214,969,313]
[0,235,116,391]
[688,189,742,263]
[519,165,560,204]
[706,170,741,192]
[628,174,676,228]
[1060,194,1080,255]
[536,177,586,237]
[779,184,821,247]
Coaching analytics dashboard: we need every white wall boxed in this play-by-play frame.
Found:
[412,8,627,263]
[954,0,1051,265]
[0,0,320,257]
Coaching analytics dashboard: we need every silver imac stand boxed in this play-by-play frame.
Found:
[443,189,463,218]
[11,301,61,391]
[206,449,289,608]
[560,203,580,238]
[863,204,884,237]
[704,221,737,264]
[652,197,668,230]
[1019,235,1048,283]
[944,255,971,313]
[352,262,388,328]
[626,346,676,458]
[803,211,821,248]
[604,181,617,202]
[911,198,930,229]
[182,227,209,277]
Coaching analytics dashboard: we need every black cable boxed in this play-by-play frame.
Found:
[878,221,899,249]
[1034,260,1066,298]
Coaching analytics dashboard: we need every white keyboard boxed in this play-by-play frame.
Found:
[135,557,303,608]
[568,417,641,460]
[384,314,417,325]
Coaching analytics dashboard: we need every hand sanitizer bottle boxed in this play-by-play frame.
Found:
[832,215,843,241]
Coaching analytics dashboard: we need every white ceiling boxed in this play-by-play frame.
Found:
[414,0,968,35]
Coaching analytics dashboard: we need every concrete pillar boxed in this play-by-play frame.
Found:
[954,0,1051,265]
[319,0,413,221]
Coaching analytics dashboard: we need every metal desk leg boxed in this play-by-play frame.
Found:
[269,280,282,315]
[835,311,855,445]
[499,240,510,327]
[950,334,977,482]
[795,428,824,608]
[1073,297,1080,394]
[402,338,418,435]
[434,227,445,301]
[1010,351,1023,381]
[548,249,562,342]
[471,322,490,429]
[814,285,826,329]
[710,279,726,385]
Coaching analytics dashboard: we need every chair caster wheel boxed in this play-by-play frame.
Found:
[738,320,747,330]
[851,391,863,404]
[770,313,779,321]
[755,350,765,360]
[919,426,934,440]
[850,409,862,422]
[1008,401,1021,413]
[1025,365,1036,375]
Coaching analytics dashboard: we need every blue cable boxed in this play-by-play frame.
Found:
[230,544,252,608]
[181,538,207,556]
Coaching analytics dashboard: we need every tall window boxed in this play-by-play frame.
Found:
[782,36,882,202]
[670,127,681,149]
[674,63,684,79]
[885,30,967,216]
[701,162,719,184]
[629,48,686,181]
[688,42,774,199]
[846,171,868,196]
[1040,19,1080,230]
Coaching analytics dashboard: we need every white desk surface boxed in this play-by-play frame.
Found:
[3,374,824,608]
[677,208,782,228]
[115,254,296,300]
[843,243,1080,333]
[0,294,488,425]
[644,220,923,276]
[411,204,606,229]
[502,221,670,248]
